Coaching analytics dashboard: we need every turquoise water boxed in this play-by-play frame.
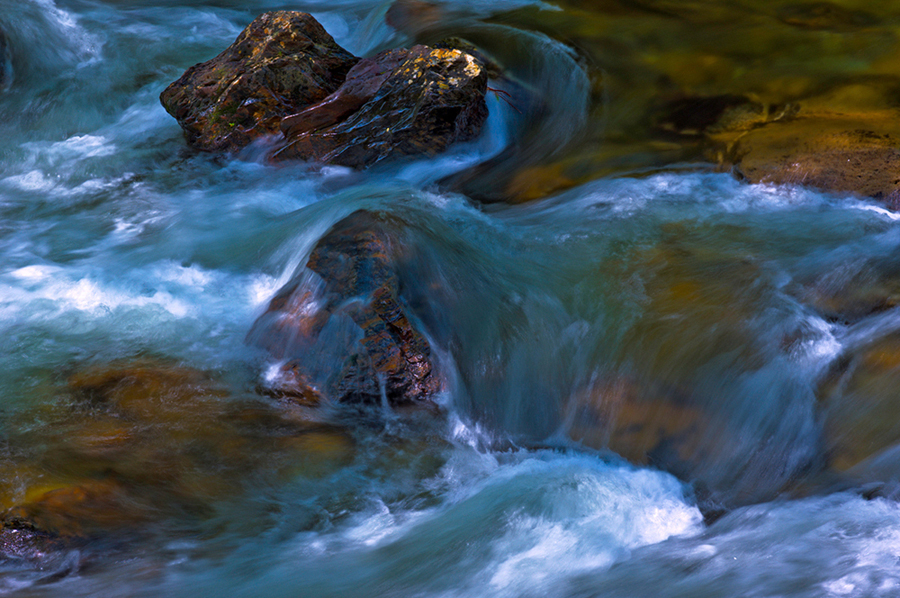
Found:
[3,0,900,596]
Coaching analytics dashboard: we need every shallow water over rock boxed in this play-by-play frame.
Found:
[3,0,900,596]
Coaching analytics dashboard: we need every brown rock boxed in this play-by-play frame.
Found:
[249,211,442,406]
[702,82,900,204]
[160,11,358,151]
[272,45,488,167]
[566,375,717,472]
[0,359,362,562]
[2,479,149,540]
[68,360,229,425]
[819,333,900,471]
[777,2,877,31]
[730,124,900,202]
[789,256,900,324]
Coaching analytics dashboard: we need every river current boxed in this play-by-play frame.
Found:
[3,0,900,596]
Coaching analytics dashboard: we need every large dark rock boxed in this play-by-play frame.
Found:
[160,11,488,165]
[249,211,442,406]
[273,45,488,167]
[160,11,358,152]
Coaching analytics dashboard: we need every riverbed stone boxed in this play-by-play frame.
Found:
[273,45,488,167]
[819,333,900,472]
[0,359,361,561]
[160,11,358,152]
[249,211,442,406]
[789,254,900,324]
[696,82,900,205]
[566,374,716,473]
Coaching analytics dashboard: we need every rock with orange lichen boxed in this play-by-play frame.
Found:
[249,210,442,406]
[273,44,487,167]
[160,11,358,152]
[161,11,488,166]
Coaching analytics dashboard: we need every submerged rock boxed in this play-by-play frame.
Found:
[789,254,900,324]
[249,211,442,406]
[688,81,900,205]
[273,45,488,167]
[566,375,717,474]
[776,2,877,31]
[0,359,358,561]
[160,11,358,152]
[819,334,900,472]
[161,11,488,166]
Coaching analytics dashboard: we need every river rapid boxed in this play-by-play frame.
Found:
[3,0,900,596]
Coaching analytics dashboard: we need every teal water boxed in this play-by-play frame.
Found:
[3,0,900,596]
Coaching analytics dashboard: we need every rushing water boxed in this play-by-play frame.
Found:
[3,0,900,596]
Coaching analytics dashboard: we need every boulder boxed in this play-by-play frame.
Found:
[789,254,900,324]
[160,11,489,166]
[160,11,358,152]
[566,375,716,473]
[272,45,488,167]
[249,211,442,406]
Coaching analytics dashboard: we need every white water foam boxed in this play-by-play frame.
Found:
[253,447,701,598]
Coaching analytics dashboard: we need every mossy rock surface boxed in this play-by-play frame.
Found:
[273,45,488,167]
[160,11,358,151]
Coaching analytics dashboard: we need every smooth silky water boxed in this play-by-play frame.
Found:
[3,0,900,596]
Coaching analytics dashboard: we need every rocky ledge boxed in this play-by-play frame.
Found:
[160,11,488,166]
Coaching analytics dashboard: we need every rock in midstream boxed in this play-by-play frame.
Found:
[273,44,488,167]
[160,11,488,166]
[160,11,358,152]
[249,210,443,407]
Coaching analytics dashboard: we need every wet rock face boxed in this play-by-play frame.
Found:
[250,211,442,406]
[273,45,488,167]
[160,11,358,152]
[160,12,488,165]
